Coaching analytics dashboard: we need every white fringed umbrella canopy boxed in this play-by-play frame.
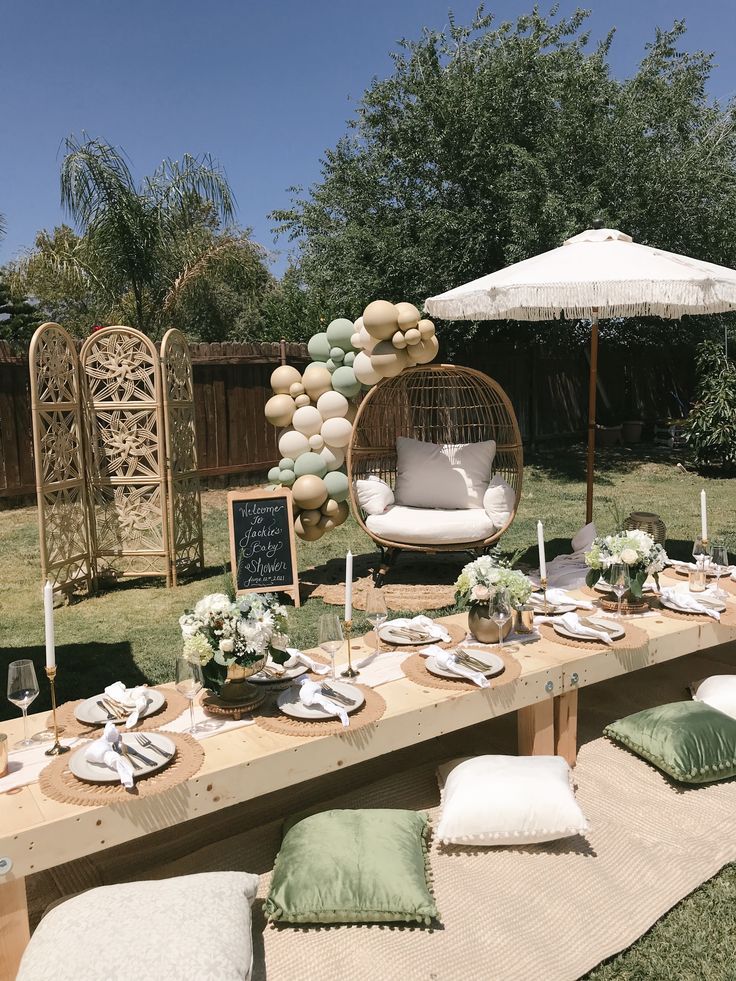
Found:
[425,226,736,521]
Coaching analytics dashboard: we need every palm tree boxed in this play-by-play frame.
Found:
[58,135,236,332]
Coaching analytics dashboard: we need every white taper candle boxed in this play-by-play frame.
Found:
[44,580,56,669]
[345,550,353,622]
[537,521,547,580]
[700,489,708,542]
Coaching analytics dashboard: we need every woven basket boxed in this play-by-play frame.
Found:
[624,511,667,546]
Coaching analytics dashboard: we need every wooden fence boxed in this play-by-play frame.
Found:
[0,337,695,500]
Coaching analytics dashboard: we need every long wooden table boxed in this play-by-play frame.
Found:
[2,585,735,978]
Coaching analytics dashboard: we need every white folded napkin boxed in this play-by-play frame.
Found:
[419,644,490,688]
[297,678,349,727]
[530,588,594,610]
[660,587,721,621]
[282,648,330,675]
[554,612,614,645]
[673,560,735,576]
[85,721,135,787]
[103,681,150,729]
[385,615,451,642]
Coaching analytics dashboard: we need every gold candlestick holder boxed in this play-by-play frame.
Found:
[45,666,69,756]
[540,576,550,614]
[341,620,359,679]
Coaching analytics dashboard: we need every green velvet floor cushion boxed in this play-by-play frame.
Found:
[604,700,736,783]
[264,808,438,924]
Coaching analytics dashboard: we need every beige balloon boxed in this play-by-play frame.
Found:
[321,498,340,516]
[363,299,399,340]
[406,334,439,365]
[270,364,302,395]
[353,350,382,386]
[350,332,362,350]
[418,319,436,339]
[357,325,377,353]
[299,509,322,528]
[302,364,333,400]
[332,500,350,527]
[292,474,328,510]
[392,330,408,350]
[370,340,409,378]
[294,393,311,408]
[264,394,296,428]
[289,382,305,397]
[403,328,421,346]
[294,515,324,541]
[395,301,421,330]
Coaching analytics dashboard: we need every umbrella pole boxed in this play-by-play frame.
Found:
[585,312,599,524]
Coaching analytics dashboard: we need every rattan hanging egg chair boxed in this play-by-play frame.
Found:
[347,364,523,581]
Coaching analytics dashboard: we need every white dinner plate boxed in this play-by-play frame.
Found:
[531,601,577,616]
[277,681,365,720]
[670,561,718,579]
[69,732,176,783]
[426,648,505,680]
[379,623,438,646]
[659,594,726,614]
[553,618,625,642]
[594,580,656,594]
[74,688,165,727]
[248,662,308,684]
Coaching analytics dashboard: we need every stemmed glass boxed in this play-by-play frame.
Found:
[175,655,204,734]
[365,587,388,659]
[609,563,630,621]
[318,613,344,682]
[490,588,512,654]
[710,543,730,600]
[7,660,40,748]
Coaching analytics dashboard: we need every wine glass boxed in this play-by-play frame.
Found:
[692,537,709,570]
[7,660,40,748]
[710,543,730,600]
[490,588,512,654]
[365,587,388,658]
[175,655,204,734]
[609,563,630,621]
[318,613,344,681]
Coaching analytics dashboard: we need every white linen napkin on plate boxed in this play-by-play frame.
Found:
[553,612,614,645]
[103,681,150,729]
[419,644,490,688]
[282,648,330,675]
[85,721,135,787]
[660,587,721,620]
[297,678,349,727]
[530,588,594,610]
[385,616,451,642]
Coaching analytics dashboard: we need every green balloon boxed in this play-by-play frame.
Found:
[343,351,355,366]
[307,332,331,362]
[325,359,338,373]
[293,452,328,479]
[324,470,350,502]
[279,468,296,486]
[326,318,356,352]
[331,365,361,398]
[329,346,345,363]
[267,466,282,484]
[279,457,295,470]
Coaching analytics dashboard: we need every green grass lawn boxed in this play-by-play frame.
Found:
[1,443,735,978]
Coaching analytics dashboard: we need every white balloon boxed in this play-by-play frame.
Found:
[317,390,349,420]
[319,444,345,471]
[278,429,310,460]
[358,326,377,353]
[294,393,311,407]
[353,350,382,386]
[292,405,323,437]
[308,433,325,450]
[321,416,353,448]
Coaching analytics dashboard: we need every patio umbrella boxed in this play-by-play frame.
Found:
[425,225,736,521]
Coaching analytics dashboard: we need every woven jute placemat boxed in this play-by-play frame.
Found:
[253,685,386,738]
[538,621,650,652]
[400,649,521,692]
[363,620,467,654]
[49,686,189,739]
[656,603,736,627]
[38,731,205,807]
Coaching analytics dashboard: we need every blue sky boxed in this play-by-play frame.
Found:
[2,0,735,274]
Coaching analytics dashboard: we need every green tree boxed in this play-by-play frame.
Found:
[685,341,736,473]
[273,9,736,355]
[0,271,42,346]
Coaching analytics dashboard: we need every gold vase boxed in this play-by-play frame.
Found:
[468,605,515,644]
[219,658,265,703]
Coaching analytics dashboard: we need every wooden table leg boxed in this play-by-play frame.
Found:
[517,700,555,755]
[0,876,30,980]
[554,690,579,766]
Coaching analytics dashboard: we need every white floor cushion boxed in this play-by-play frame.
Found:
[366,504,496,545]
[693,675,736,719]
[437,755,589,845]
[17,871,259,981]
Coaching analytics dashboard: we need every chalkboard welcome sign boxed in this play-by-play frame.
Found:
[227,489,300,606]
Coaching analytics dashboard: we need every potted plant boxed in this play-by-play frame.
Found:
[455,556,533,643]
[179,592,289,703]
[584,530,667,613]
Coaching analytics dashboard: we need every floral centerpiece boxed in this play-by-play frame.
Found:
[179,592,289,701]
[584,530,667,606]
[455,555,533,643]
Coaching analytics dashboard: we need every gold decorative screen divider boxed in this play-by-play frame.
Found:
[29,324,203,595]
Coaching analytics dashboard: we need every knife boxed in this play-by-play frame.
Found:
[96,699,117,721]
[123,743,157,767]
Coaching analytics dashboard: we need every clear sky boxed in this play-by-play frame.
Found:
[2,0,735,274]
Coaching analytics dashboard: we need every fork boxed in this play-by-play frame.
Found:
[135,733,171,760]
[320,683,356,707]
[456,651,491,672]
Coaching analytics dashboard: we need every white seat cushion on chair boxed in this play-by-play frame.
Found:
[16,871,259,981]
[394,437,496,510]
[366,505,496,545]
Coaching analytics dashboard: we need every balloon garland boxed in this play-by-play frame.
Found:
[264,302,437,540]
